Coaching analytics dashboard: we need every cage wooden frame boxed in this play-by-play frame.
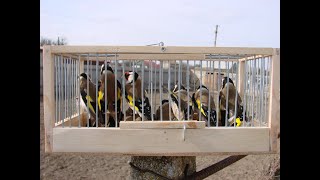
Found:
[43,45,280,156]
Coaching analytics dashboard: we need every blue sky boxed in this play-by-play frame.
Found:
[40,0,279,47]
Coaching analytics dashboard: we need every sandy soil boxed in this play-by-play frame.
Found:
[40,99,279,180]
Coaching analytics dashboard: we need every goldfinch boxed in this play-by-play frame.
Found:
[124,71,152,120]
[78,73,99,127]
[168,84,193,121]
[192,85,217,126]
[99,63,123,127]
[219,77,247,126]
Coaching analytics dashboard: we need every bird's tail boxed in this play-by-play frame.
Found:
[143,97,152,120]
[209,110,217,126]
[238,105,248,122]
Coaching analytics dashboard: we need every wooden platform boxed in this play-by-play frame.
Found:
[120,120,205,129]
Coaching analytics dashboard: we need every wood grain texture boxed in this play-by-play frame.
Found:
[51,46,273,55]
[53,127,270,155]
[43,46,55,153]
[120,121,205,129]
[268,49,280,153]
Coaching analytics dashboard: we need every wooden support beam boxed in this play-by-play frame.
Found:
[43,46,55,153]
[53,127,270,155]
[50,46,274,55]
[268,49,280,153]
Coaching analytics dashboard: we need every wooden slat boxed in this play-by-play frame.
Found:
[79,54,205,61]
[55,113,87,127]
[43,46,55,153]
[55,96,89,127]
[50,45,274,55]
[238,55,271,62]
[53,127,270,155]
[80,56,238,61]
[120,121,205,129]
[268,48,280,153]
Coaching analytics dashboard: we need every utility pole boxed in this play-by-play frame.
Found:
[214,25,219,47]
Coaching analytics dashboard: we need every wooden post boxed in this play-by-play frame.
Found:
[43,46,55,153]
[130,156,196,179]
[268,48,280,153]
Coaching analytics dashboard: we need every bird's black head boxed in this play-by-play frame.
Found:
[124,71,139,84]
[222,77,234,88]
[79,73,88,80]
[196,85,208,90]
[173,84,186,92]
[101,62,114,74]
[162,99,169,105]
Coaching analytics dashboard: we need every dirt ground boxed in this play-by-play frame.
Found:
[40,99,279,180]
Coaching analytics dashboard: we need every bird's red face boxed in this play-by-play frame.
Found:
[124,71,135,84]
[124,72,130,81]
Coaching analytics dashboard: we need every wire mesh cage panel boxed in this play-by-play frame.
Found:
[43,46,280,155]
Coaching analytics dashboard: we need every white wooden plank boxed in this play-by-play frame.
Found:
[120,121,205,129]
[53,127,270,155]
[268,48,280,153]
[43,46,55,152]
[51,46,274,55]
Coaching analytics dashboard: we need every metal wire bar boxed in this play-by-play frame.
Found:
[261,57,265,125]
[207,57,211,127]
[64,57,67,127]
[54,55,58,124]
[199,60,202,123]
[265,56,271,124]
[78,57,81,128]
[255,58,259,126]
[68,58,71,123]
[174,62,176,85]
[249,60,253,126]
[187,60,190,121]
[160,60,163,121]
[178,60,181,120]
[65,57,68,125]
[234,61,239,127]
[69,57,72,127]
[154,60,157,119]
[87,56,90,128]
[242,58,248,127]
[193,61,196,92]
[115,54,118,126]
[133,59,135,121]
[71,58,74,121]
[150,60,154,121]
[168,60,171,121]
[142,60,145,121]
[216,57,221,127]
[225,61,230,127]
[106,55,109,126]
[95,55,98,127]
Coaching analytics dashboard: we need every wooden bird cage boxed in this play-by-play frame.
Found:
[43,45,280,155]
